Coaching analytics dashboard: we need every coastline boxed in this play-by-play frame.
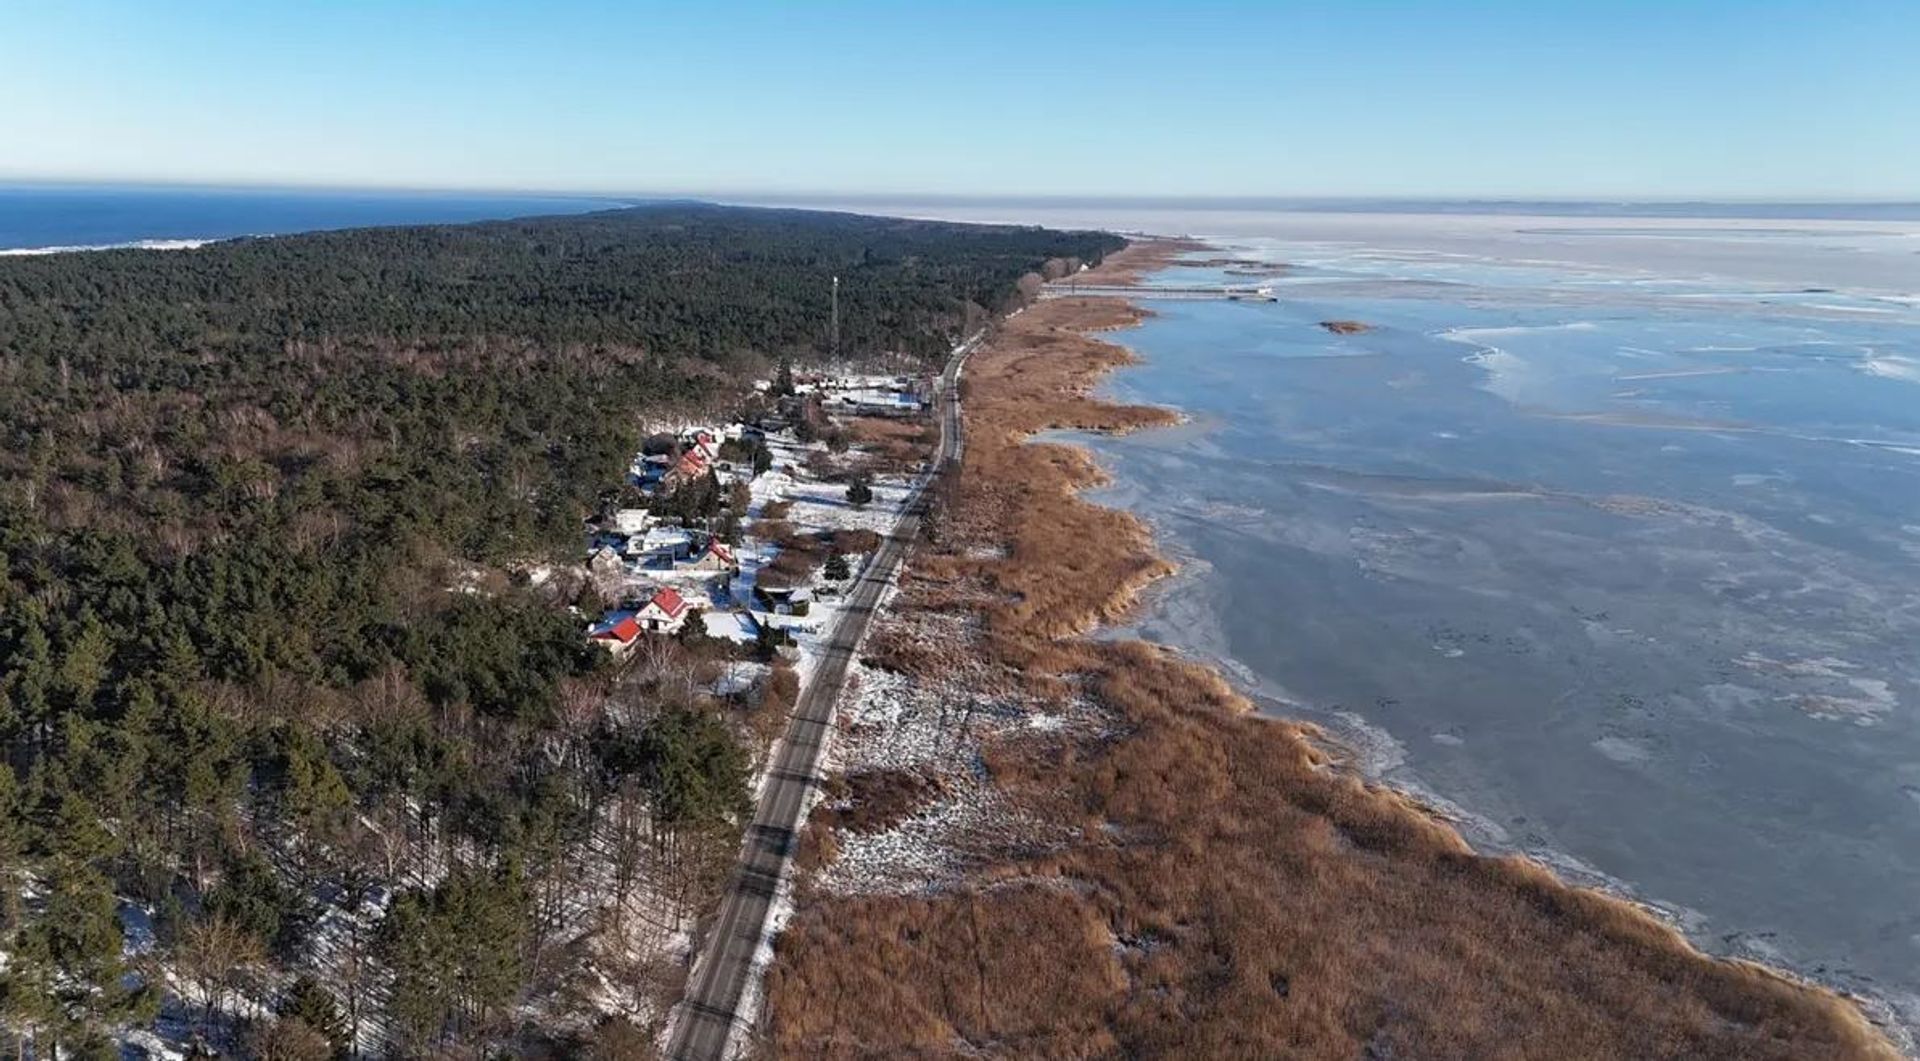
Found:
[1071,309,1920,1050]
[0,237,219,256]
[1071,240,1912,1053]
[767,240,1900,1058]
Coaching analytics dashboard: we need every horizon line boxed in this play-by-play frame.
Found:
[2,174,1917,208]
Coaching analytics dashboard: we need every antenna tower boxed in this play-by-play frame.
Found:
[831,275,841,357]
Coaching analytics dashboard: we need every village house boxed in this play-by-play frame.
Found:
[632,452,671,490]
[805,372,931,418]
[586,527,629,555]
[611,508,653,536]
[663,448,711,492]
[628,524,696,566]
[587,614,642,657]
[587,585,702,650]
[633,586,696,633]
[753,584,812,616]
[684,428,720,461]
[822,388,927,417]
[678,539,738,575]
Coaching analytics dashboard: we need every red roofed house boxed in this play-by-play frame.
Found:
[635,587,695,633]
[680,540,739,574]
[589,614,643,657]
[663,449,710,492]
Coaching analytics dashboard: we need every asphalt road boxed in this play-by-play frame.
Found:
[663,335,974,1060]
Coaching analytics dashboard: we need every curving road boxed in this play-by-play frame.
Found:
[663,332,976,1060]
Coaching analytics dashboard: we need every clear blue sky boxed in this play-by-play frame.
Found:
[3,0,1916,199]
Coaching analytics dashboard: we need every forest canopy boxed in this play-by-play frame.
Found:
[0,203,1120,1054]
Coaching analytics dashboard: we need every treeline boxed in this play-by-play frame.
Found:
[0,204,1121,1055]
[0,204,1117,365]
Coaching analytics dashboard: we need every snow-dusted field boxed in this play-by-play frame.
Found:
[809,632,1116,897]
[776,475,917,539]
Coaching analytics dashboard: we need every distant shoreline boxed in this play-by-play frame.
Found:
[0,183,624,253]
[723,191,1920,222]
[0,237,219,256]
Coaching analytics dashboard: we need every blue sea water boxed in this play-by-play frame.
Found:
[1072,214,1920,1041]
[0,182,627,251]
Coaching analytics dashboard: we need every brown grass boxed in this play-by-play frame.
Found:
[764,265,1898,1059]
[757,543,822,589]
[1061,237,1209,287]
[831,529,881,555]
[845,417,936,469]
[816,769,948,836]
[936,296,1181,677]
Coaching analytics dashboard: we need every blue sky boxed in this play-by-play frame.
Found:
[2,1,1916,199]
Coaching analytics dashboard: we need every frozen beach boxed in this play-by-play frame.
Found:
[1065,211,1920,1040]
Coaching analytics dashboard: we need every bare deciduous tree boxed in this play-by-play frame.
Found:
[175,914,266,1034]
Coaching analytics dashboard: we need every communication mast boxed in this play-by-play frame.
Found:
[830,274,841,357]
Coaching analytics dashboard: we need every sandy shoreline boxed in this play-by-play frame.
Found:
[0,237,218,256]
[766,239,1900,1058]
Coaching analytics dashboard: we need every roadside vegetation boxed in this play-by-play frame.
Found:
[766,242,1898,1059]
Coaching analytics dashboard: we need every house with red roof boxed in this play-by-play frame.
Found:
[588,613,643,656]
[634,586,696,633]
[588,586,703,650]
[663,449,711,492]
[685,429,720,461]
[679,540,738,574]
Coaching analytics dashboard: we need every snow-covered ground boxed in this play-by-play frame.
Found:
[700,609,760,646]
[810,624,1117,897]
[708,658,769,698]
[776,476,917,539]
[732,435,928,688]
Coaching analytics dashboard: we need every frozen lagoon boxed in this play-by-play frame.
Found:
[1076,219,1920,1039]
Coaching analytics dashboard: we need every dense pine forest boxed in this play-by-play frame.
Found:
[0,204,1121,1057]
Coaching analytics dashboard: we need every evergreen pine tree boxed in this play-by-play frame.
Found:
[823,553,851,581]
[277,974,349,1056]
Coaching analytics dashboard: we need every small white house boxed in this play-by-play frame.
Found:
[634,587,696,633]
[611,508,653,536]
[679,540,738,574]
[630,525,694,565]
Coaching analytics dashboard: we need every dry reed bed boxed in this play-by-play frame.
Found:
[764,242,1897,1059]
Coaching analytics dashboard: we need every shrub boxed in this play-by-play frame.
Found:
[833,528,881,554]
